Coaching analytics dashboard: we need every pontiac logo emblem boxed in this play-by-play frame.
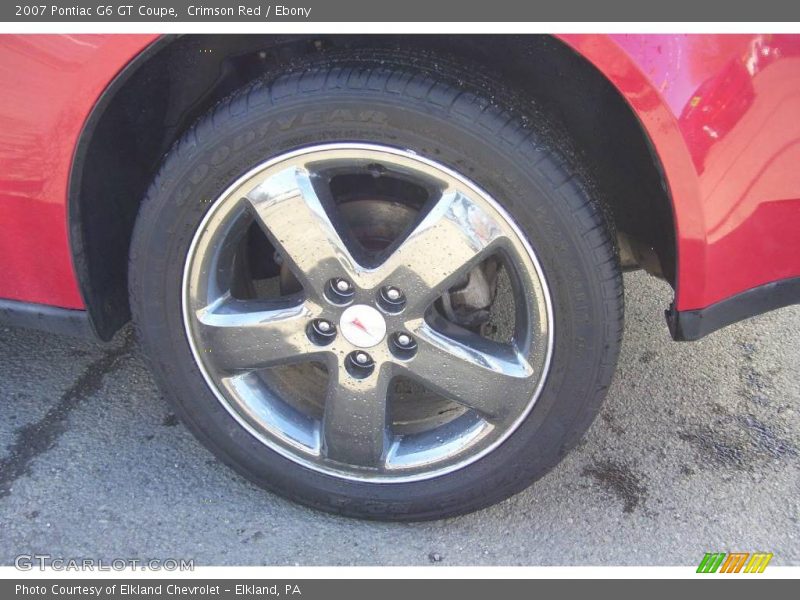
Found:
[339,305,387,348]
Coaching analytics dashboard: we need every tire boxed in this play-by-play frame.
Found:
[129,54,623,520]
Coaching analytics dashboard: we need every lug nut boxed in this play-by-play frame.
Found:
[346,351,375,378]
[326,278,355,305]
[390,332,417,359]
[309,319,336,345]
[378,285,406,313]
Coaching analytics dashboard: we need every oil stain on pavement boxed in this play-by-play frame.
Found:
[581,460,647,514]
[0,331,133,498]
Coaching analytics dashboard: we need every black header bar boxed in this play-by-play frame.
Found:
[3,0,800,23]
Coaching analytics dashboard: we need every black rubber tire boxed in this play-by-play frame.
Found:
[129,54,624,521]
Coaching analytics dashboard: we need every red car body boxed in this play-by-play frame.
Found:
[1,34,799,338]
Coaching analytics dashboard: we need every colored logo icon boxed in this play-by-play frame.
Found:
[697,552,773,573]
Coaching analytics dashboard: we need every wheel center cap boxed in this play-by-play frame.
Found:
[340,304,386,348]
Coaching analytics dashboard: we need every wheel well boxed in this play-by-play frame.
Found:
[70,34,676,340]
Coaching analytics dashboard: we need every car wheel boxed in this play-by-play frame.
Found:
[129,56,623,520]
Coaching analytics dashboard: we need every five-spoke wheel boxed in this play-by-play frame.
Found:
[183,144,552,481]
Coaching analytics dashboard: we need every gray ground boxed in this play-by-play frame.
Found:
[0,271,798,566]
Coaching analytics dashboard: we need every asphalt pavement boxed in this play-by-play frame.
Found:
[1,271,798,566]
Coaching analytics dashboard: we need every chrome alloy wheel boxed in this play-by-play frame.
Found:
[182,143,553,482]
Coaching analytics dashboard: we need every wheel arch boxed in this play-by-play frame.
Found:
[558,34,705,313]
[69,34,681,340]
